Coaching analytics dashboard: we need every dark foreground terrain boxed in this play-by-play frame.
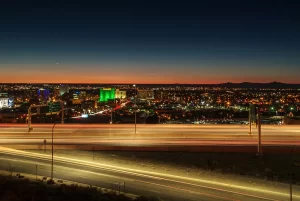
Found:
[0,175,159,201]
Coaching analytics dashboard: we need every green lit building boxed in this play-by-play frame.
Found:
[48,102,62,112]
[99,88,115,102]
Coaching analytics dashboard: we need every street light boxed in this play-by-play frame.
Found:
[51,123,56,182]
[133,84,137,134]
[290,145,296,201]
[13,109,16,123]
[257,107,262,156]
[248,104,252,135]
[110,107,113,124]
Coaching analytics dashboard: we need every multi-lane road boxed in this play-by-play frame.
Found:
[1,146,300,201]
[0,124,300,147]
[1,125,300,200]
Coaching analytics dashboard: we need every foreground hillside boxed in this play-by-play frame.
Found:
[0,174,159,201]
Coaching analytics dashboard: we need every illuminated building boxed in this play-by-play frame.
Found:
[115,89,126,99]
[137,90,154,100]
[82,100,96,110]
[0,93,8,98]
[38,88,50,103]
[0,93,9,108]
[79,91,87,99]
[0,98,9,108]
[26,88,38,100]
[73,93,79,99]
[154,90,171,100]
[54,88,60,97]
[99,88,115,102]
[8,98,14,108]
[59,85,69,96]
[72,99,82,104]
[48,101,62,112]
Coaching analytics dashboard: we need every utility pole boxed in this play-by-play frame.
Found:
[257,108,262,156]
[60,100,64,124]
[28,104,61,132]
[13,109,15,123]
[51,123,56,181]
[249,104,252,135]
[133,84,137,134]
[290,145,296,201]
[28,104,47,132]
[110,108,113,124]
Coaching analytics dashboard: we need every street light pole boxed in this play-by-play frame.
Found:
[133,84,137,134]
[110,108,113,124]
[28,104,47,132]
[13,109,15,123]
[257,107,262,156]
[249,104,252,135]
[51,123,56,181]
[290,145,296,201]
[60,100,64,124]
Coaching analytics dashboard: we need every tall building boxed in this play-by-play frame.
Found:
[0,92,9,108]
[115,89,127,99]
[137,90,154,100]
[0,93,8,98]
[59,85,69,96]
[99,88,115,102]
[48,101,62,112]
[0,98,8,108]
[54,87,60,97]
[26,88,38,100]
[154,90,169,100]
[38,88,50,103]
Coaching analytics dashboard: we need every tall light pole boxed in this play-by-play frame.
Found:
[59,100,64,124]
[51,123,56,181]
[133,84,137,134]
[110,108,113,124]
[28,103,64,132]
[248,104,252,135]
[257,107,262,156]
[28,104,47,132]
[290,145,296,201]
[13,109,15,123]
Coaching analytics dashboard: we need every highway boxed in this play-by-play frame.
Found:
[0,124,300,146]
[1,146,299,201]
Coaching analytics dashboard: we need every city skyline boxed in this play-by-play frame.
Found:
[1,0,300,84]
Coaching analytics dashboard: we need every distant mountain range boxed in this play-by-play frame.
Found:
[216,82,300,89]
[135,82,300,89]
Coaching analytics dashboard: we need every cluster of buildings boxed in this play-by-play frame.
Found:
[0,83,299,124]
[0,92,14,108]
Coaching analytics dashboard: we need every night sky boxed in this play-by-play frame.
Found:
[1,0,300,84]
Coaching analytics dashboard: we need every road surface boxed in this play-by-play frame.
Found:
[1,146,299,201]
[0,124,300,146]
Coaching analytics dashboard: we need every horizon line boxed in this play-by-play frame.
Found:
[0,81,300,85]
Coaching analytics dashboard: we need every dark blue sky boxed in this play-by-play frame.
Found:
[1,0,300,83]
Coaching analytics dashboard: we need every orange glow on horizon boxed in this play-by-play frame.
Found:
[0,64,299,84]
